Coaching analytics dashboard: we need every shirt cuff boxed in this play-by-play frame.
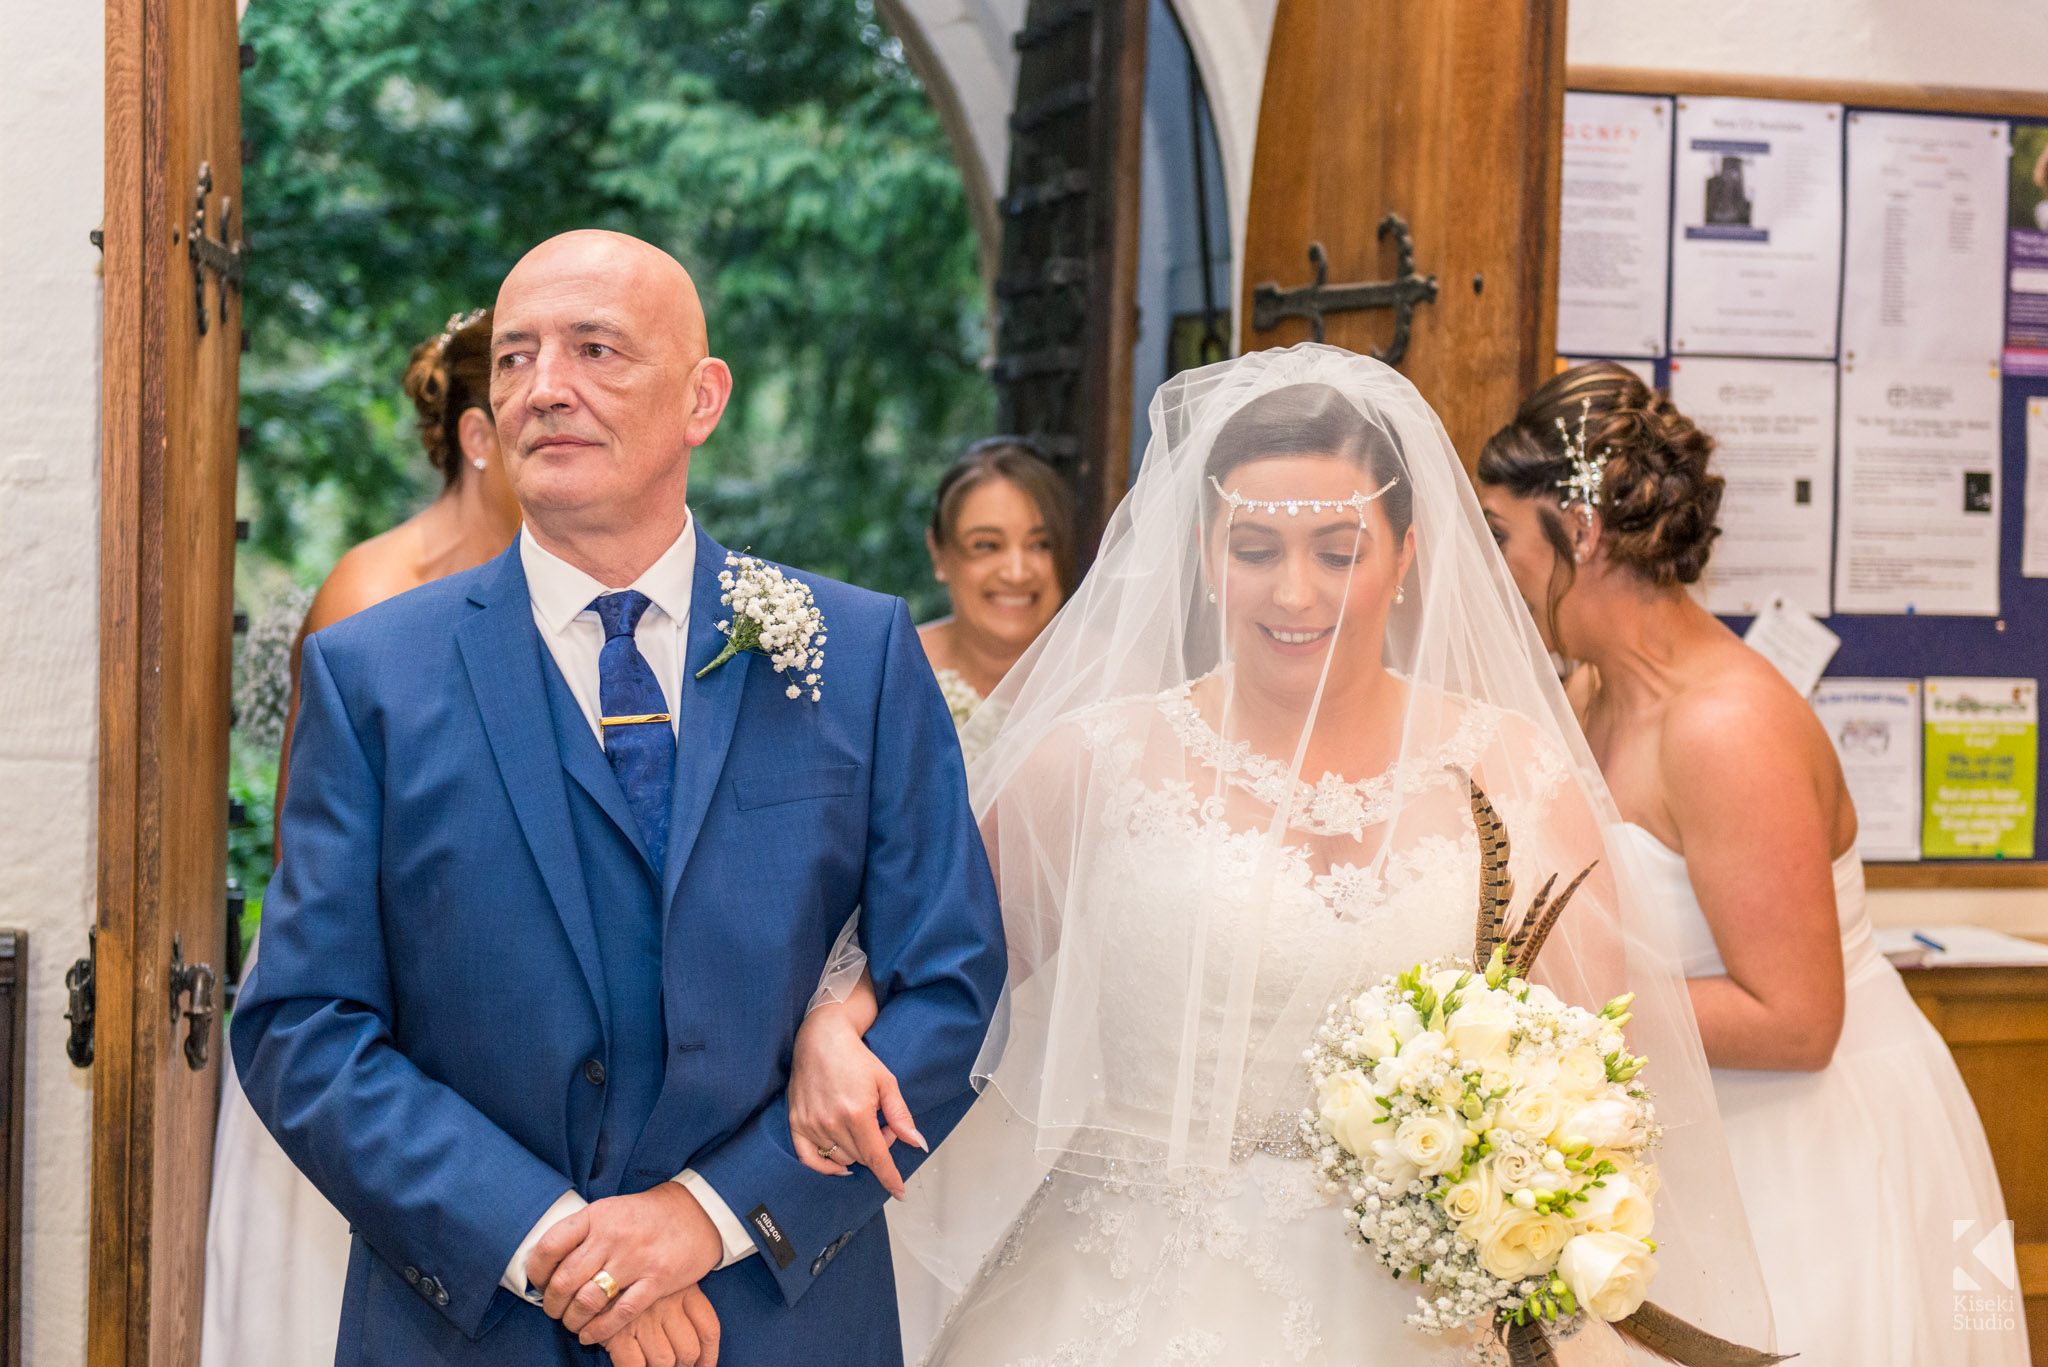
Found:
[675,1168,758,1268]
[502,1188,588,1304]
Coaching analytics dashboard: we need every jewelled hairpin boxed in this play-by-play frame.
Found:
[1207,474,1398,527]
[434,307,489,357]
[1554,396,1607,517]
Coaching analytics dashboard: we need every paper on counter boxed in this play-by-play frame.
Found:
[2024,396,2048,577]
[1812,678,1922,861]
[1741,593,1840,698]
[1671,357,1838,616]
[1833,362,2003,615]
[1874,924,2048,969]
[1671,97,1843,358]
[1557,93,1674,359]
[1841,112,2009,366]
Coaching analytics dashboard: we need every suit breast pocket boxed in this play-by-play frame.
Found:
[731,764,860,811]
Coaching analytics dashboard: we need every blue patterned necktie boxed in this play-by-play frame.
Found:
[591,590,675,871]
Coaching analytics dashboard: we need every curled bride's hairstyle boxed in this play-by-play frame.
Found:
[1202,382,1413,538]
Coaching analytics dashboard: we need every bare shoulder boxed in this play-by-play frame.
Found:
[305,530,423,636]
[1658,641,1831,786]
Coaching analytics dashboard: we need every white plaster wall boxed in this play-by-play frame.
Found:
[0,0,102,1361]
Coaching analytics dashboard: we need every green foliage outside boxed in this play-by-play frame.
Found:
[230,0,993,901]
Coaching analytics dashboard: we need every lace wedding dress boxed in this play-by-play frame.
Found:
[921,689,1601,1367]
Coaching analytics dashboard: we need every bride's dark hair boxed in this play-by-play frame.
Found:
[1202,382,1413,538]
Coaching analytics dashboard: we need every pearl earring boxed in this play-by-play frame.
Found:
[1395,587,1405,605]
[471,457,487,471]
[1207,591,1217,604]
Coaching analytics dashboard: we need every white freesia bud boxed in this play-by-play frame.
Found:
[1512,1188,1537,1210]
[1316,1068,1381,1158]
[1557,1232,1658,1321]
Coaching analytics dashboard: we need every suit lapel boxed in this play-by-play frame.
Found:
[663,525,750,912]
[455,545,611,1038]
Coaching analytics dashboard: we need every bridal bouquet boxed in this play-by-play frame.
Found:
[1304,776,1785,1367]
[1306,955,1659,1334]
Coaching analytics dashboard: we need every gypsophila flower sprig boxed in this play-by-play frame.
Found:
[1302,945,1663,1344]
[695,553,827,701]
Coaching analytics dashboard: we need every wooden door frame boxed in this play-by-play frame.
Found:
[94,0,241,1357]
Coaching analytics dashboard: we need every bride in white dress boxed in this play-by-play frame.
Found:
[1476,361,2028,1366]
[792,346,1777,1365]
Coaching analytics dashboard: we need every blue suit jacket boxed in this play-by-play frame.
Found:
[231,527,1006,1365]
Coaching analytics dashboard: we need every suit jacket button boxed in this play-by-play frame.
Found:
[810,1254,827,1277]
[403,1265,420,1286]
[582,1059,606,1086]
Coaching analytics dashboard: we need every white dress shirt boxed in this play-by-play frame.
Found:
[500,517,760,1303]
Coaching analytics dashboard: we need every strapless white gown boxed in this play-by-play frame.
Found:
[1617,826,2029,1367]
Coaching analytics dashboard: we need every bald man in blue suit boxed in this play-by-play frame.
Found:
[233,230,1006,1366]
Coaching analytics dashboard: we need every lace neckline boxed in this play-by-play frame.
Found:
[1153,682,1496,838]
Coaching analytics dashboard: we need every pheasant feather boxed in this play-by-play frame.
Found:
[1502,873,1558,970]
[1458,769,1514,970]
[1615,1301,1793,1365]
[1511,862,1597,978]
[1501,1319,1559,1367]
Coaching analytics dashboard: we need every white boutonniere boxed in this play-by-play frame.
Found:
[695,553,826,701]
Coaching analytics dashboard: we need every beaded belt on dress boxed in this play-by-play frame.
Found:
[1230,1108,1312,1163]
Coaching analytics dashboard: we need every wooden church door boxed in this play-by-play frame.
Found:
[93,0,245,1356]
[1240,0,1566,470]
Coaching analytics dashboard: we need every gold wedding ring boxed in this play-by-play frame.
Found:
[590,1269,621,1302]
[817,1143,838,1158]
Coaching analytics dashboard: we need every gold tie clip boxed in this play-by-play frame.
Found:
[600,713,672,727]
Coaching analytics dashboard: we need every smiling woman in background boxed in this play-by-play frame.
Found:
[917,437,1073,744]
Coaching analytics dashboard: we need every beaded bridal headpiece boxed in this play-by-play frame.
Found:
[1554,396,1608,520]
[434,307,489,358]
[1206,473,1399,529]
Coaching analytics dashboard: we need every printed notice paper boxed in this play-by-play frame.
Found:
[1833,362,2003,615]
[1923,678,2038,860]
[2027,397,2048,578]
[1813,679,1922,861]
[1841,112,2009,366]
[1741,595,1840,698]
[1671,97,1844,358]
[1670,357,1838,616]
[1557,93,1674,359]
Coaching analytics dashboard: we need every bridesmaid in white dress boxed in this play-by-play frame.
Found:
[917,436,1074,750]
[203,310,523,1366]
[1476,362,2029,1367]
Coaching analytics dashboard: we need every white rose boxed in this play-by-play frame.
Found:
[1394,1112,1464,1177]
[1522,983,1564,1013]
[1399,1028,1447,1063]
[1560,1098,1640,1150]
[1556,1047,1606,1099]
[1316,1068,1382,1158]
[1429,968,1469,999]
[1442,1165,1501,1230]
[1574,1173,1655,1240]
[1558,1232,1658,1321]
[1503,1085,1563,1142]
[1445,999,1516,1065]
[1370,1137,1421,1190]
[1493,1145,1545,1191]
[1475,1207,1574,1281]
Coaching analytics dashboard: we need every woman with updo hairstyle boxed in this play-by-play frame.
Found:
[1477,363,2024,1366]
[918,436,1074,740]
[203,308,523,1367]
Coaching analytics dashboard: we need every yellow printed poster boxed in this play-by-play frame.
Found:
[1923,678,2038,859]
